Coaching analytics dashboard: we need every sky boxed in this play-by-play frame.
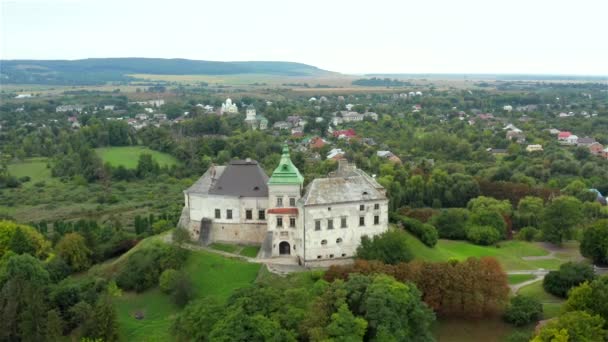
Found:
[2,0,608,75]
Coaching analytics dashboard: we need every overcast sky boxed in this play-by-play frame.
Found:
[2,0,607,75]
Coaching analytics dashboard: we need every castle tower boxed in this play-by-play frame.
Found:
[266,145,304,258]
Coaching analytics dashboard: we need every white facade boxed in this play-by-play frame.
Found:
[221,98,239,114]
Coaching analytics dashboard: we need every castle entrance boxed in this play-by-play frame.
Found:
[279,241,291,255]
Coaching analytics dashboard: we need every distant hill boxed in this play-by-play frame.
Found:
[0,58,333,85]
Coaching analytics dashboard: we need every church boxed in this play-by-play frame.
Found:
[178,145,389,265]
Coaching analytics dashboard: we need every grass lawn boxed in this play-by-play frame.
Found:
[508,274,536,285]
[518,280,565,319]
[433,317,534,342]
[209,242,239,254]
[95,146,178,169]
[7,157,57,186]
[405,231,565,271]
[240,245,260,258]
[115,247,261,341]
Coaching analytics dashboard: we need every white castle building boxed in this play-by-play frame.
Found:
[179,146,389,265]
[220,98,238,114]
[244,105,268,130]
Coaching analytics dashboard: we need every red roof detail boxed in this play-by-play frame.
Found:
[267,208,299,215]
[558,131,572,138]
[333,129,356,138]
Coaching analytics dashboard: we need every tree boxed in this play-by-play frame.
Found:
[45,309,64,341]
[516,196,544,228]
[564,276,608,323]
[0,220,50,259]
[172,227,191,246]
[46,256,72,283]
[85,295,119,342]
[136,153,160,178]
[8,227,36,255]
[208,308,296,342]
[152,219,172,235]
[159,269,179,294]
[363,275,435,341]
[580,220,608,265]
[541,196,583,244]
[171,298,224,341]
[323,304,367,342]
[431,208,469,240]
[56,232,92,272]
[356,230,413,264]
[466,225,501,245]
[543,262,595,298]
[171,273,195,307]
[533,311,606,342]
[503,295,543,326]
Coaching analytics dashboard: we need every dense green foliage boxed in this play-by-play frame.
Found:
[356,230,413,264]
[543,262,596,298]
[503,295,543,326]
[580,219,608,265]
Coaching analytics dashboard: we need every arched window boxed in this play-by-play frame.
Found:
[336,238,343,244]
[321,239,327,245]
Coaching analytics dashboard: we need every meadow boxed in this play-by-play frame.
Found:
[95,146,179,169]
[113,246,261,341]
[518,280,565,319]
[7,157,57,186]
[405,231,576,271]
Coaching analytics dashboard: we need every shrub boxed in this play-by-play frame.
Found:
[400,216,438,247]
[160,269,179,294]
[172,227,191,246]
[152,220,173,235]
[469,209,507,238]
[466,225,501,245]
[503,295,543,326]
[430,208,469,240]
[171,273,195,307]
[516,227,541,242]
[543,262,596,298]
[356,230,413,264]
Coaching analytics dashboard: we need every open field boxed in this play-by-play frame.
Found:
[433,317,534,342]
[7,157,58,187]
[405,231,579,271]
[95,146,179,169]
[114,245,261,341]
[518,280,565,319]
[508,274,536,285]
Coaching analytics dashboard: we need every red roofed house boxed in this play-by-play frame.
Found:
[309,137,326,149]
[589,142,604,155]
[558,131,572,140]
[333,129,356,139]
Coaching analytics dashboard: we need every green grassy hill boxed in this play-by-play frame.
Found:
[95,146,178,169]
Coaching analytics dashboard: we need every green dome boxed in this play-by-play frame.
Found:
[268,145,304,185]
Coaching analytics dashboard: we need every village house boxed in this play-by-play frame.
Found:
[273,121,292,130]
[588,142,604,155]
[327,148,346,160]
[332,129,356,140]
[179,148,388,265]
[56,105,84,113]
[244,105,268,130]
[506,130,526,144]
[557,131,572,140]
[525,144,543,152]
[563,135,579,145]
[377,150,402,164]
[309,136,326,149]
[576,137,597,147]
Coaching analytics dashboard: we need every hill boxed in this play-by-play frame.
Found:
[0,58,334,85]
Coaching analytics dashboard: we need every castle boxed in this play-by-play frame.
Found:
[179,145,389,265]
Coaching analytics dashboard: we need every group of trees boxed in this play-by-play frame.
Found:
[172,272,435,341]
[325,257,510,318]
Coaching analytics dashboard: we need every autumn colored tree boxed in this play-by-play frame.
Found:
[56,232,92,272]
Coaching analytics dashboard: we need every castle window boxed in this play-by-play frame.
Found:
[277,217,283,227]
[245,209,252,220]
[341,253,347,257]
[359,216,365,226]
[317,255,322,259]
[328,207,331,211]
[321,239,327,245]
[289,197,296,206]
[336,238,343,244]
[277,197,283,207]
[215,209,221,219]
[341,217,347,228]
[226,209,233,219]
[359,204,365,211]
[327,219,334,230]
[374,203,380,210]
[374,215,380,225]
[289,217,296,228]
[329,254,334,258]
[258,210,266,220]
[315,220,321,231]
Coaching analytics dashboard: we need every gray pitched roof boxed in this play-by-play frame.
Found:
[302,168,386,206]
[186,160,269,197]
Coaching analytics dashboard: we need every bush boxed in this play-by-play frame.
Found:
[468,209,507,238]
[152,220,173,235]
[356,230,413,264]
[116,243,189,292]
[580,220,608,265]
[430,208,469,240]
[160,269,179,294]
[543,262,596,298]
[466,225,501,245]
[173,227,191,246]
[171,273,195,307]
[400,216,438,247]
[516,227,541,242]
[503,295,543,326]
